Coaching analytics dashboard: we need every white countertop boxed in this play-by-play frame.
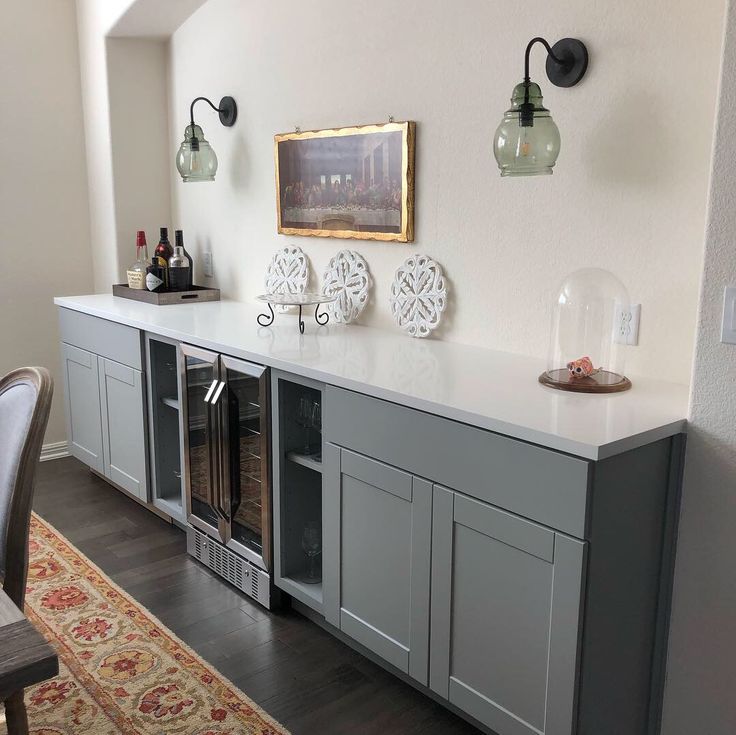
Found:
[54,294,689,460]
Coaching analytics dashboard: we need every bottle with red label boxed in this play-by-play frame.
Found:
[126,231,149,290]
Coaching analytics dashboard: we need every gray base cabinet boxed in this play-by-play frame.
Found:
[59,308,148,502]
[324,446,432,684]
[98,358,147,500]
[324,385,682,735]
[430,487,586,735]
[61,343,104,473]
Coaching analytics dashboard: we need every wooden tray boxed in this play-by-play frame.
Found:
[113,284,220,305]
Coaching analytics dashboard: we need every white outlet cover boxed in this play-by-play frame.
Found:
[720,286,736,344]
[613,303,640,346]
[203,251,213,278]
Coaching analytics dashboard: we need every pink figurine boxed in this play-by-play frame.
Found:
[567,356,599,379]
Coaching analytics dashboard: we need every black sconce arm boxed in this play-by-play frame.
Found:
[524,37,566,85]
[187,95,238,150]
[518,36,588,126]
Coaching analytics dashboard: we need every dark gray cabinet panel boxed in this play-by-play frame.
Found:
[324,445,432,684]
[430,487,586,735]
[325,386,591,538]
[99,358,148,501]
[61,343,103,473]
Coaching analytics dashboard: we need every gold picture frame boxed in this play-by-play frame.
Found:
[274,121,415,242]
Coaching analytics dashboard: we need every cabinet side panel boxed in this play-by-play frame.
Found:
[577,437,674,735]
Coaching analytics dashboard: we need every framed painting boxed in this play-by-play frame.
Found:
[274,121,415,242]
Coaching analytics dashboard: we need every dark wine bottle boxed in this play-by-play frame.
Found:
[154,227,173,288]
[175,230,194,289]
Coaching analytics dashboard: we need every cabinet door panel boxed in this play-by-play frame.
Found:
[61,343,103,472]
[431,487,586,735]
[325,446,431,684]
[99,358,148,500]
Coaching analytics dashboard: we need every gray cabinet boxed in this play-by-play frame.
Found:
[324,445,432,685]
[61,343,104,473]
[59,309,148,502]
[430,487,586,735]
[99,358,148,500]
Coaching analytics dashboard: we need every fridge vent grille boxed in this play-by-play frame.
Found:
[187,528,269,609]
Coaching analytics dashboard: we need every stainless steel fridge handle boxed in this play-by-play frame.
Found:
[211,381,226,404]
[203,379,218,403]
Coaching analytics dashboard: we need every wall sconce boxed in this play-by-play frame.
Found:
[176,96,237,182]
[493,37,588,177]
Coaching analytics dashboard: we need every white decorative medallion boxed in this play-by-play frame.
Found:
[265,246,309,297]
[322,250,372,324]
[390,254,447,338]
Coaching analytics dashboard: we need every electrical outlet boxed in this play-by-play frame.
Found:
[613,303,640,345]
[720,286,736,344]
[203,252,214,278]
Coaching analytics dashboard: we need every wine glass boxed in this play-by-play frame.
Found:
[311,401,322,460]
[301,521,322,583]
[296,396,312,454]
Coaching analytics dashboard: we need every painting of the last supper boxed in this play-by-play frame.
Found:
[274,121,415,242]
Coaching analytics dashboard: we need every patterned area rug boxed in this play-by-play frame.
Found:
[3,513,288,735]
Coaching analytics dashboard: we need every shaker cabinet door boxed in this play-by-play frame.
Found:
[99,358,148,500]
[61,343,104,473]
[324,446,432,685]
[430,488,586,735]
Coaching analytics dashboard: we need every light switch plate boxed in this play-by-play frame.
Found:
[613,303,640,345]
[203,252,214,278]
[721,286,736,344]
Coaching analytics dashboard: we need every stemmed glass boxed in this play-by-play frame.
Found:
[311,401,322,460]
[296,396,312,454]
[301,521,322,583]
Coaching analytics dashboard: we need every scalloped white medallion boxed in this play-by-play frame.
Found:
[389,254,447,338]
[265,246,309,297]
[322,250,372,324]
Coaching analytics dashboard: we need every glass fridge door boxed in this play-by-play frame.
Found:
[180,344,227,543]
[219,356,270,572]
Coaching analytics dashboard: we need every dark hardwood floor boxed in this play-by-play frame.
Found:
[34,457,481,735]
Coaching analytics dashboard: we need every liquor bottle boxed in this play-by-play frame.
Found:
[168,242,191,292]
[126,231,149,290]
[154,227,173,287]
[175,230,194,289]
[145,258,166,292]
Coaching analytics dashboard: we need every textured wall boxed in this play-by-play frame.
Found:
[167,0,724,384]
[0,0,93,445]
[662,1,736,731]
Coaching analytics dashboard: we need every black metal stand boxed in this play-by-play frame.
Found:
[257,302,275,327]
[256,302,331,332]
[315,304,330,326]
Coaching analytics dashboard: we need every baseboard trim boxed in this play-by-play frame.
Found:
[40,441,69,462]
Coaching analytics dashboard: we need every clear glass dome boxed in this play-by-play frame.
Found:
[493,82,560,177]
[176,124,218,182]
[540,268,632,393]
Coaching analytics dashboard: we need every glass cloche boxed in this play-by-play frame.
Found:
[540,268,632,393]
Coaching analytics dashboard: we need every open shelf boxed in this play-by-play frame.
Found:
[147,336,185,524]
[280,576,323,607]
[287,450,322,473]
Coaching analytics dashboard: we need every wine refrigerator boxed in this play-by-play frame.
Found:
[179,344,274,608]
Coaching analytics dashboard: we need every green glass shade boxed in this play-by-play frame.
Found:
[176,124,218,182]
[493,82,561,177]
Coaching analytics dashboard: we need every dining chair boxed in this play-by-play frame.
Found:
[0,367,53,734]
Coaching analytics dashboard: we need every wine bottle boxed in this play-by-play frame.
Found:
[126,231,148,290]
[168,243,191,292]
[145,259,165,292]
[154,227,173,287]
[175,230,194,289]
